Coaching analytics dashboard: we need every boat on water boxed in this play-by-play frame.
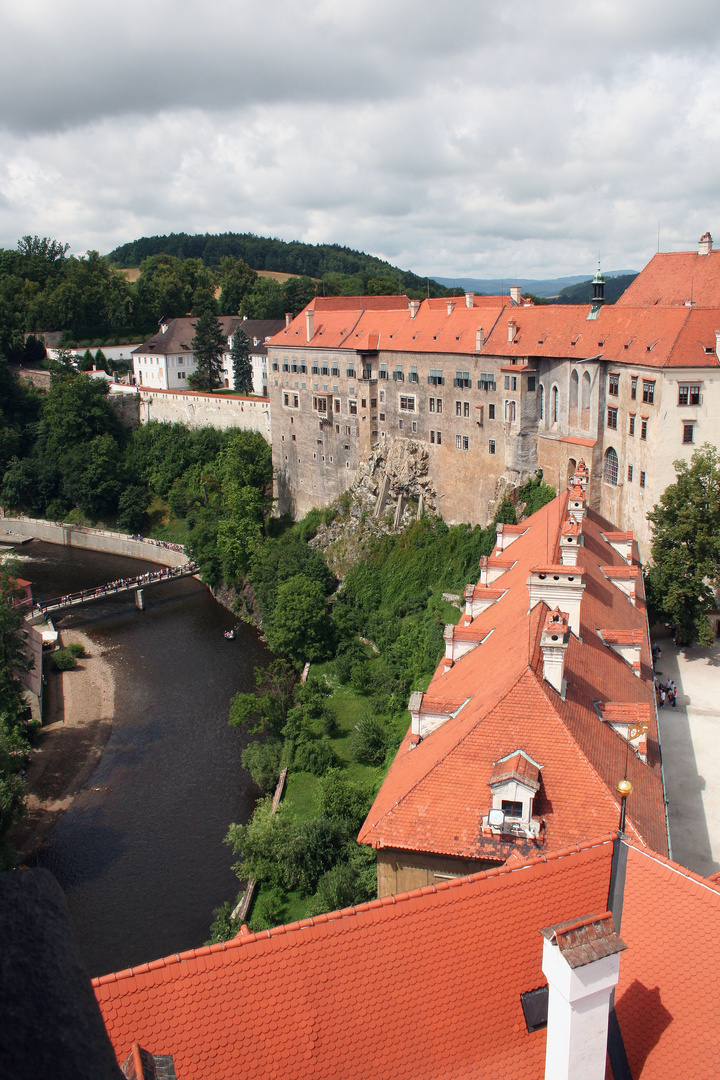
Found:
[224,629,235,640]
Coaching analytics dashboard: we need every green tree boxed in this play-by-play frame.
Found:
[647,444,720,645]
[190,310,226,390]
[230,328,252,395]
[240,277,285,320]
[218,257,257,315]
[265,574,334,663]
[242,739,282,793]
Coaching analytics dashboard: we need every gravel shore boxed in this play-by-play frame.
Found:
[10,629,115,863]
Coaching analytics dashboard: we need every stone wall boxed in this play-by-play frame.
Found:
[1,518,188,566]
[138,387,271,440]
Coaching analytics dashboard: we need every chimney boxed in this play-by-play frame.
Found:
[568,483,587,522]
[541,912,626,1080]
[305,308,315,342]
[528,566,585,636]
[475,327,485,351]
[285,312,292,328]
[699,231,713,255]
[510,285,522,305]
[508,319,517,343]
[559,519,584,566]
[409,299,420,319]
[465,292,474,308]
[446,300,455,315]
[540,607,570,693]
[572,459,590,490]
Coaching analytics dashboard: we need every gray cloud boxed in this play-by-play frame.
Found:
[1,0,720,276]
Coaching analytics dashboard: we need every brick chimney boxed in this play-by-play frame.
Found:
[699,231,713,255]
[475,327,485,351]
[541,912,627,1080]
[305,308,315,342]
[408,299,420,319]
[285,312,292,328]
[465,292,474,308]
[540,607,570,693]
[510,285,522,305]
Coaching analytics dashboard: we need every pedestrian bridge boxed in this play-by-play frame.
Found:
[35,563,197,615]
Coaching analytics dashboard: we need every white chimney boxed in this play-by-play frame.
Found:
[475,327,485,351]
[465,292,474,308]
[541,912,626,1080]
[699,231,713,255]
[305,308,315,342]
[508,319,517,343]
[510,285,522,305]
[528,566,585,636]
[568,485,587,522]
[285,312,292,328]
[409,299,420,319]
[540,607,570,693]
[559,520,584,566]
[446,301,455,315]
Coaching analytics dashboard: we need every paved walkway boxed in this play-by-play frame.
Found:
[655,635,720,876]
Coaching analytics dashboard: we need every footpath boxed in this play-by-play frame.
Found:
[656,636,720,877]
[0,517,189,567]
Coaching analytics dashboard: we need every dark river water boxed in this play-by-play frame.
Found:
[18,541,268,978]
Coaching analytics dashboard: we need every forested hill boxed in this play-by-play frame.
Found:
[553,273,637,305]
[106,232,449,295]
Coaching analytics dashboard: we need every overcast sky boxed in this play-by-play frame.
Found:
[1,0,719,278]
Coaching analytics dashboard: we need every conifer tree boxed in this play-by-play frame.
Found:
[231,328,253,395]
[191,310,226,390]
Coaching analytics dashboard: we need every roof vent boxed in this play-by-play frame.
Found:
[699,231,713,255]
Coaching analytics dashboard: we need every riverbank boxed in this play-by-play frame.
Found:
[10,629,115,864]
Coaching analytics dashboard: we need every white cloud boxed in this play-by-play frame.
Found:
[1,0,720,276]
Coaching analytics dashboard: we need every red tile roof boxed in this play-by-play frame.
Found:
[94,836,616,1080]
[93,834,720,1080]
[360,492,667,862]
[616,249,720,307]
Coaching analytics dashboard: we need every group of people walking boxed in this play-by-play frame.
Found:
[657,678,677,709]
[36,562,196,613]
[133,536,185,553]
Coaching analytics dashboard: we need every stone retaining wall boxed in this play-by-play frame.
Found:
[1,518,188,566]
[137,387,271,441]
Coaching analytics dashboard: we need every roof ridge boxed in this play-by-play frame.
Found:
[622,836,720,895]
[92,834,618,990]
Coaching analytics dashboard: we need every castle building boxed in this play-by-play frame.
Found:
[359,465,667,895]
[267,235,720,556]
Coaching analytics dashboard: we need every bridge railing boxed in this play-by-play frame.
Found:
[35,563,196,614]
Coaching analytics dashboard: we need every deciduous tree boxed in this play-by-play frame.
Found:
[647,444,720,645]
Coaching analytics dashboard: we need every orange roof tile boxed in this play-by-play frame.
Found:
[360,492,667,863]
[616,249,720,307]
[94,837,616,1080]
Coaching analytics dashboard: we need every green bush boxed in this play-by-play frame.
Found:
[319,769,373,833]
[294,735,340,777]
[50,649,77,671]
[66,642,86,658]
[351,711,389,766]
[242,740,282,793]
[206,900,237,944]
[307,848,377,915]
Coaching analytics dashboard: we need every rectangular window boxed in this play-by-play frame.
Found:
[679,384,701,405]
[436,431,442,445]
[631,376,637,400]
[412,421,417,432]
[379,412,385,421]
[430,430,435,443]
[398,418,403,429]
[502,800,523,819]
[683,423,694,444]
[488,403,495,420]
[464,401,470,417]
[476,405,484,426]
[346,366,355,379]
[527,376,536,391]
[608,373,619,396]
[489,439,496,455]
[393,366,404,381]
[642,380,655,404]
[463,435,469,450]
[361,398,367,408]
[282,362,289,372]
[399,396,415,411]
[428,368,444,385]
[291,433,296,441]
[436,399,443,414]
[379,390,385,402]
[331,365,339,377]
[409,365,419,383]
[311,364,319,375]
[629,414,635,436]
[345,426,351,435]
[478,373,496,391]
[379,364,388,380]
[505,400,516,422]
[349,401,358,415]
[456,401,462,416]
[300,362,307,375]
[628,465,633,482]
[334,399,340,412]
[456,434,462,449]
[293,395,298,407]
[640,471,646,488]
[272,361,279,372]
[429,398,435,413]
[371,398,377,408]
[607,407,618,430]
[641,418,647,440]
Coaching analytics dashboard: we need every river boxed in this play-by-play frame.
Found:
[18,541,268,978]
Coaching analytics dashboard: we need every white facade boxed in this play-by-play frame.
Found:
[133,350,197,389]
[221,330,270,397]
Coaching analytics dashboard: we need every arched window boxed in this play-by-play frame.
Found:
[570,371,579,409]
[552,385,558,424]
[605,446,619,485]
[567,457,577,485]
[539,384,545,420]
[582,370,591,409]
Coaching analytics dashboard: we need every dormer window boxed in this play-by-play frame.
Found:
[483,750,542,838]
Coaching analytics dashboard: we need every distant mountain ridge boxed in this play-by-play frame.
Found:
[434,272,639,300]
